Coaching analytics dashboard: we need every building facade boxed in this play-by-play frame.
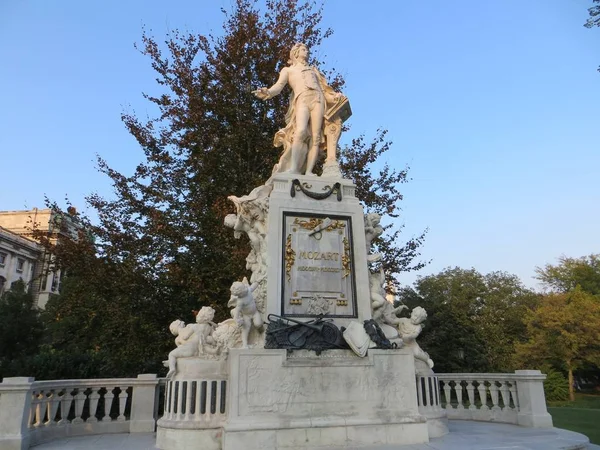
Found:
[0,208,76,308]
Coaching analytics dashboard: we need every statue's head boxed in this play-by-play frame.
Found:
[169,319,185,336]
[196,306,215,324]
[289,43,309,64]
[410,306,427,324]
[224,214,237,229]
[230,281,249,297]
[366,213,381,226]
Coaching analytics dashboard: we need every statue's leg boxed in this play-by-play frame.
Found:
[291,104,311,174]
[242,316,252,348]
[305,99,325,175]
[253,311,263,329]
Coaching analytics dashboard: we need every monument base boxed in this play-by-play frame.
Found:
[223,421,429,449]
[223,348,430,449]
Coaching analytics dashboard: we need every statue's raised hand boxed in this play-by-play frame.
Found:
[252,87,270,100]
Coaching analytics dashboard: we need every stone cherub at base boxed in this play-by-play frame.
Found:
[228,277,264,349]
[398,306,434,373]
[165,306,219,378]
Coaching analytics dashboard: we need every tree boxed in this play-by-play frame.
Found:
[585,0,600,29]
[0,280,44,377]
[397,267,537,373]
[585,0,600,71]
[514,288,600,401]
[39,0,426,376]
[535,254,600,296]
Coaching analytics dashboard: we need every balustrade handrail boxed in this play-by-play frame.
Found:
[436,372,546,382]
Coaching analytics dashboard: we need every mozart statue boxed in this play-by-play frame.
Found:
[253,43,351,177]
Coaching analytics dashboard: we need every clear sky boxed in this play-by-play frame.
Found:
[0,0,598,290]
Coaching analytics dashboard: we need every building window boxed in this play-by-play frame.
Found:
[16,258,25,273]
[0,252,6,267]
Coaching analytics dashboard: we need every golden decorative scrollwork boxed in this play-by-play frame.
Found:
[293,217,346,232]
[341,237,351,279]
[285,234,295,282]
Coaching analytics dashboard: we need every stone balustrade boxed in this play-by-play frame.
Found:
[436,370,553,428]
[0,370,554,450]
[0,374,160,450]
[160,377,228,427]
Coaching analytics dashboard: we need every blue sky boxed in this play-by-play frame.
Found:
[0,0,598,290]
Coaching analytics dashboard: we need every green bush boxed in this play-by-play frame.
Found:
[542,365,569,402]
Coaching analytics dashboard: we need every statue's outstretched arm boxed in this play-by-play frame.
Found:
[253,68,289,100]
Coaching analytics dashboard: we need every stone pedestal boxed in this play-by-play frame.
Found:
[265,173,372,329]
[515,370,553,428]
[222,348,429,449]
[156,360,228,450]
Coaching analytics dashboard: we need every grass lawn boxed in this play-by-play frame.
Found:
[548,394,600,445]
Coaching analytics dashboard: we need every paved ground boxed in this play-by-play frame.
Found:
[31,421,593,450]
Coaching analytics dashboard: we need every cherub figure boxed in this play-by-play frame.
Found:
[228,278,263,348]
[370,267,407,325]
[165,306,218,378]
[364,213,384,260]
[397,306,434,369]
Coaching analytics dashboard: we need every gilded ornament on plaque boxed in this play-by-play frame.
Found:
[285,234,295,282]
[293,217,346,232]
[341,237,351,279]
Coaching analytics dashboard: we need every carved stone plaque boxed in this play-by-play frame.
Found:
[281,213,357,317]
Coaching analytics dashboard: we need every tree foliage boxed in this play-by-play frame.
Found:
[36,0,426,377]
[535,254,600,296]
[514,288,600,400]
[0,280,44,378]
[585,0,600,29]
[397,267,538,373]
[585,0,600,71]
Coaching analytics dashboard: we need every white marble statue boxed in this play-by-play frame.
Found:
[228,277,264,348]
[370,267,406,325]
[165,306,218,378]
[364,213,384,261]
[225,185,270,302]
[253,43,350,177]
[397,306,434,369]
[369,267,406,347]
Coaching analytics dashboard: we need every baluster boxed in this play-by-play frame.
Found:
[454,380,464,409]
[416,377,423,407]
[508,381,518,410]
[176,382,183,420]
[194,381,202,420]
[489,381,501,410]
[426,377,434,409]
[33,391,45,427]
[117,386,128,421]
[164,381,171,416]
[71,389,87,424]
[103,387,116,420]
[169,381,176,420]
[27,391,36,428]
[87,388,101,422]
[477,380,489,410]
[58,389,74,425]
[466,380,476,410]
[499,381,511,410]
[185,381,193,420]
[45,390,60,426]
[442,380,453,409]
